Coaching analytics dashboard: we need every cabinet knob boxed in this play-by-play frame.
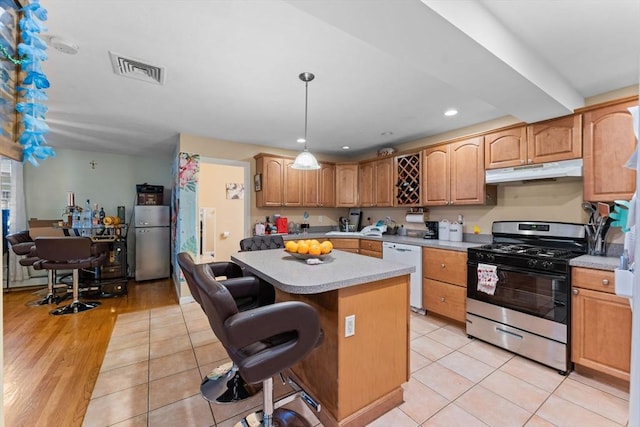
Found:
[520,159,525,164]
[441,263,446,268]
[440,297,445,302]
[602,279,609,286]
[572,289,579,295]
[528,159,533,164]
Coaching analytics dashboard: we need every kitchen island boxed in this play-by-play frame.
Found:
[231,248,414,427]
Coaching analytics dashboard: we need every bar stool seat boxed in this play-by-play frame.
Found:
[33,237,107,315]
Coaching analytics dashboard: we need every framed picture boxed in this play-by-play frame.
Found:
[254,173,262,192]
[226,183,244,199]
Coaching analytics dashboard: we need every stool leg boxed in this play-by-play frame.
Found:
[50,269,101,315]
[38,270,59,305]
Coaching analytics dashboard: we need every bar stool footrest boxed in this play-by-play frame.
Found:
[50,300,101,315]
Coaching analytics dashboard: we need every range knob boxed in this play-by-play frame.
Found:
[476,252,484,260]
[527,259,538,268]
[541,261,553,270]
[486,254,495,262]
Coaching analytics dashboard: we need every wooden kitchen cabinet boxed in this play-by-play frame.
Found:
[283,158,303,206]
[582,97,638,202]
[571,267,632,381]
[422,247,467,323]
[359,239,382,258]
[335,163,359,207]
[395,152,422,207]
[423,137,496,206]
[484,116,581,169]
[328,238,359,254]
[303,162,335,207]
[359,157,393,207]
[255,155,285,207]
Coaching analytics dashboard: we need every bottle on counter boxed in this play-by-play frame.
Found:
[99,207,106,224]
[92,203,100,226]
[82,199,92,236]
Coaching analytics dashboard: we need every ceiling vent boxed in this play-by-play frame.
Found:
[109,51,166,85]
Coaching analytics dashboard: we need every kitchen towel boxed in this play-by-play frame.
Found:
[477,263,499,295]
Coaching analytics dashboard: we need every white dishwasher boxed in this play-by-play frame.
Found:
[382,242,423,313]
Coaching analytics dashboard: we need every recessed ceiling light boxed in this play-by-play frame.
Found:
[342,146,350,150]
[381,131,393,136]
[296,138,306,143]
[444,109,458,117]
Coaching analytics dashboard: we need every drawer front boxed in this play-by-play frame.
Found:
[359,239,382,252]
[360,249,382,258]
[423,278,466,323]
[572,267,615,294]
[328,238,360,250]
[423,247,467,286]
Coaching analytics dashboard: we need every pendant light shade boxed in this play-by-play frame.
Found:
[291,72,321,170]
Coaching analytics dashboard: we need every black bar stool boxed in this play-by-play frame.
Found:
[33,237,107,315]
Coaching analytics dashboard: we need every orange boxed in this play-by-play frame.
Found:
[310,239,320,246]
[320,241,332,254]
[285,241,298,253]
[308,244,322,256]
[297,242,310,254]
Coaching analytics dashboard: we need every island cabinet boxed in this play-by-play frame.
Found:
[422,247,467,323]
[581,97,638,202]
[395,152,422,207]
[335,163,359,207]
[423,137,497,206]
[571,267,632,381]
[302,162,336,207]
[358,157,393,207]
[359,239,382,258]
[484,116,581,170]
[254,154,303,207]
[328,238,359,254]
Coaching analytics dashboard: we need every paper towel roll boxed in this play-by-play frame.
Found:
[405,213,424,223]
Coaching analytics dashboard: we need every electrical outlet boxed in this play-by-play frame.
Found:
[345,314,355,337]
[318,215,323,223]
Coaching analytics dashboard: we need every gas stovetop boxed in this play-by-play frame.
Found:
[467,221,587,274]
[474,243,577,260]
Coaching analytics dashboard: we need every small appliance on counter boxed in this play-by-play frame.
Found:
[275,217,288,234]
[349,208,362,231]
[424,221,439,239]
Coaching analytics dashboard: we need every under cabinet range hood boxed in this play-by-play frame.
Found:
[485,158,583,184]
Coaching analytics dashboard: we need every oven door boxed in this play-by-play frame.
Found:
[467,261,569,324]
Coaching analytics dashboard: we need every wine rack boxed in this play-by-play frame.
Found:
[396,152,421,206]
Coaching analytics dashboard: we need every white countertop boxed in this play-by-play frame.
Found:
[231,248,415,294]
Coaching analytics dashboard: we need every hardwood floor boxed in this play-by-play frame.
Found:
[3,279,179,427]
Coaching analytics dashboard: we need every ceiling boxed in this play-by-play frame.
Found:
[39,0,640,158]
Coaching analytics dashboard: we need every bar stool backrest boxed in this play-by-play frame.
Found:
[35,237,93,261]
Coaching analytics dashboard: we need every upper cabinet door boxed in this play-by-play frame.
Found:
[302,168,320,207]
[423,145,450,206]
[358,161,375,207]
[335,163,359,207]
[258,156,284,207]
[283,159,303,206]
[374,157,394,207]
[450,137,487,205]
[527,114,582,164]
[484,126,527,169]
[583,98,637,202]
[319,163,336,207]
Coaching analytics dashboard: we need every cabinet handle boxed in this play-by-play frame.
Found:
[441,263,446,268]
[440,297,445,302]
[572,289,579,295]
[520,159,525,164]
[528,159,533,164]
[602,279,609,286]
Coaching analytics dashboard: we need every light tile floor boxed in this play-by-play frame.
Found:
[84,304,630,426]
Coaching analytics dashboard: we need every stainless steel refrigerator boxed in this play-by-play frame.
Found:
[134,205,170,281]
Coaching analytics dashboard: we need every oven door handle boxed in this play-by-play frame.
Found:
[471,262,566,281]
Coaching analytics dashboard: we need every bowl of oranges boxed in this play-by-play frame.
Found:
[285,239,333,260]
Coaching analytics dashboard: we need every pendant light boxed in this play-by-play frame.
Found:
[291,72,321,170]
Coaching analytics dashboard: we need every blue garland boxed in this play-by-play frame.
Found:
[16,0,54,166]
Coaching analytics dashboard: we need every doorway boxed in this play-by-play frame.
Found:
[198,158,250,262]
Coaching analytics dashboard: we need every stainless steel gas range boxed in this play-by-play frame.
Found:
[466,221,587,374]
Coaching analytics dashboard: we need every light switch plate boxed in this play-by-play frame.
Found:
[345,314,355,337]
